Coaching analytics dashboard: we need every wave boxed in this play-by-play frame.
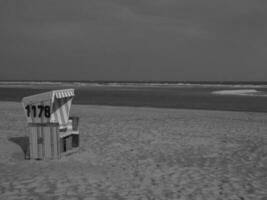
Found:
[212,89,267,97]
[0,81,63,85]
[1,81,267,89]
[62,82,267,88]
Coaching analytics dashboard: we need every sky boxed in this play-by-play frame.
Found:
[0,0,267,81]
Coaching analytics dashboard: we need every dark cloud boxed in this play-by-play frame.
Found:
[0,0,266,81]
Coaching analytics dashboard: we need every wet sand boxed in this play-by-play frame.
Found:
[0,101,267,200]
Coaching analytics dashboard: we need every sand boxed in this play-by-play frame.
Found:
[0,101,267,200]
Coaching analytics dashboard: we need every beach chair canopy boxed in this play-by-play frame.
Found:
[22,89,75,127]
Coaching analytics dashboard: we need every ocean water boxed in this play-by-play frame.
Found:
[1,81,267,112]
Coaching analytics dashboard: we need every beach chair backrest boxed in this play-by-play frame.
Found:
[22,89,75,128]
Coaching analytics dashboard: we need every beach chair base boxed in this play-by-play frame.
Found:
[27,123,79,160]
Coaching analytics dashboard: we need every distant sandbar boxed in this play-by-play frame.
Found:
[212,89,267,96]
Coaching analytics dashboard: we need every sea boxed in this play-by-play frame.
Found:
[1,81,267,113]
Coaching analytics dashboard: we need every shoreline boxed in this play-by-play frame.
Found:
[1,86,267,113]
[7,99,267,114]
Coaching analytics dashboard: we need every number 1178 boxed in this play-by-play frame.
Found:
[25,105,51,118]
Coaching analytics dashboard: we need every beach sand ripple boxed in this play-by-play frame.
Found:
[0,102,267,200]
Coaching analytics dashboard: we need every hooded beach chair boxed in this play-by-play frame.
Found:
[22,89,79,160]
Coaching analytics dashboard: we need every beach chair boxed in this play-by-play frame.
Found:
[22,89,79,160]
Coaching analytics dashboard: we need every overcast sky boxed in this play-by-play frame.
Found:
[0,0,266,81]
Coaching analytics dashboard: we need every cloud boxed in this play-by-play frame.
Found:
[0,0,267,81]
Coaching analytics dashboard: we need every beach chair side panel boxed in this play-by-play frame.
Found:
[43,126,60,159]
[43,126,52,159]
[66,136,72,151]
[29,126,43,159]
[51,126,60,159]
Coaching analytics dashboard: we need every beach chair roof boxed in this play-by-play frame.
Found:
[22,89,75,104]
[22,89,75,127]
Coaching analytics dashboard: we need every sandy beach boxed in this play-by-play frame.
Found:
[0,101,267,200]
